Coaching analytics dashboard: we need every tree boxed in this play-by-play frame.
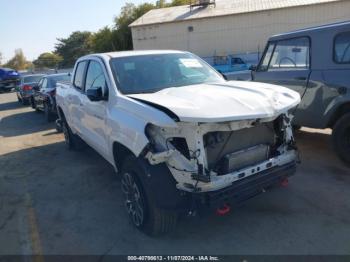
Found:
[54,31,92,67]
[53,1,191,66]
[89,27,115,53]
[0,51,2,66]
[113,3,155,50]
[33,52,63,69]
[3,49,31,70]
[169,0,191,6]
[156,0,166,8]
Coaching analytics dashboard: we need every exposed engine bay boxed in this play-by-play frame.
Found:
[145,113,297,193]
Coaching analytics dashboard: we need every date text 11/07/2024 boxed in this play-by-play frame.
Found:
[127,256,220,261]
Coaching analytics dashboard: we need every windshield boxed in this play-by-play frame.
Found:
[110,53,224,94]
[23,75,44,83]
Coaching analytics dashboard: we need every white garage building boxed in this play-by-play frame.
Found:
[130,0,350,63]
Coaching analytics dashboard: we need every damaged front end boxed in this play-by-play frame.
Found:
[144,113,298,194]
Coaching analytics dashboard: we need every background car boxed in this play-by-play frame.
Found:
[31,73,71,122]
[213,55,251,73]
[0,68,20,93]
[16,74,45,105]
[251,21,350,164]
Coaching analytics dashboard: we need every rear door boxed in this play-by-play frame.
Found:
[253,37,311,99]
[68,61,88,135]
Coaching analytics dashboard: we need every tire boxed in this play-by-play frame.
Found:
[21,97,29,106]
[55,119,63,133]
[30,97,36,109]
[62,120,85,150]
[31,98,40,112]
[121,155,178,236]
[292,125,302,131]
[332,113,350,165]
[44,102,55,122]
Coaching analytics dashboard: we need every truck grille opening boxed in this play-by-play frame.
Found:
[204,121,280,175]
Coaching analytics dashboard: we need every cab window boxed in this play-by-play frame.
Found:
[85,61,106,92]
[73,61,87,90]
[259,37,310,71]
[334,31,350,64]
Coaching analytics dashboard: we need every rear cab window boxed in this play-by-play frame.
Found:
[73,61,87,90]
[334,31,350,64]
[258,37,310,71]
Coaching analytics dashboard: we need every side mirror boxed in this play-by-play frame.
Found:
[86,87,105,101]
[249,65,257,71]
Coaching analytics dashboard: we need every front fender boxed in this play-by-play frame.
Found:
[108,96,177,158]
[324,93,350,127]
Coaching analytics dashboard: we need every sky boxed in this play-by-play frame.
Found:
[0,0,154,62]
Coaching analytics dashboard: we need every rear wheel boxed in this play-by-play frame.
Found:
[332,113,350,165]
[292,125,301,131]
[30,97,36,109]
[21,97,29,106]
[55,119,63,133]
[121,156,178,236]
[62,120,85,150]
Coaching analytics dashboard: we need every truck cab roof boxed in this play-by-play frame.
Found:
[80,50,187,61]
[270,20,350,41]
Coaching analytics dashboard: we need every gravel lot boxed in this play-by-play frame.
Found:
[0,92,350,255]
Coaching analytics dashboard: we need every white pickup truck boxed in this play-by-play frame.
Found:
[56,50,300,235]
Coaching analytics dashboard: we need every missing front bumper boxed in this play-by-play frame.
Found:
[192,161,296,209]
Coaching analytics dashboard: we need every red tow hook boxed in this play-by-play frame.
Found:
[281,178,289,187]
[216,203,231,216]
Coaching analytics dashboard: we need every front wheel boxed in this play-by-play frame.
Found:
[121,156,178,236]
[332,113,350,165]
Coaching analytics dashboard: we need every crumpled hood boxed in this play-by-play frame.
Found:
[127,81,301,122]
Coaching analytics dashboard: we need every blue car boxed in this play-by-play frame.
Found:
[0,68,20,92]
[213,56,251,73]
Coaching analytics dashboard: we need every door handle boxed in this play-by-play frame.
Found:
[294,76,307,81]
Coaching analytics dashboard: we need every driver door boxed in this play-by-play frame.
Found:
[253,37,311,99]
[79,59,109,158]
